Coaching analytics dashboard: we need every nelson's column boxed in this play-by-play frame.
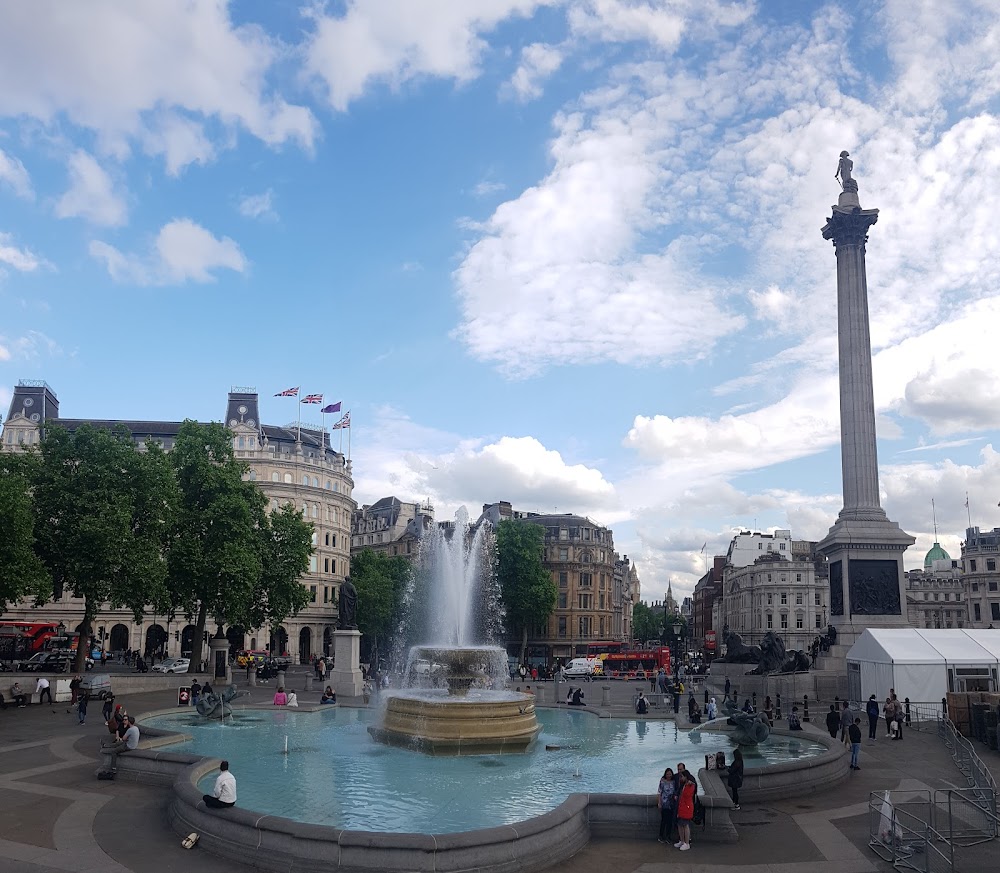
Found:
[816,151,914,649]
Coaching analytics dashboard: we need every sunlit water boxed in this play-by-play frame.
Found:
[148,707,826,833]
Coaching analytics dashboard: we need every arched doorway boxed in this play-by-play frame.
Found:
[250,636,257,651]
[323,626,333,657]
[180,624,197,657]
[270,626,288,657]
[226,626,246,653]
[299,627,312,664]
[109,624,129,653]
[145,624,167,657]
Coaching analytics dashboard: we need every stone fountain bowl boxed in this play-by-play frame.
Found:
[406,645,509,697]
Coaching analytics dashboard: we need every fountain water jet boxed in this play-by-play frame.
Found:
[369,508,541,755]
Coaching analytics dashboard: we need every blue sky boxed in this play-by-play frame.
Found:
[3,0,1000,602]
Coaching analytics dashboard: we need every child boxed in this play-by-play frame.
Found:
[286,690,299,707]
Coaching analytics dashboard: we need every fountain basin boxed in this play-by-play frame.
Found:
[370,689,541,755]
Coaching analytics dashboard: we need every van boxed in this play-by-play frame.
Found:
[79,673,112,700]
[564,658,601,678]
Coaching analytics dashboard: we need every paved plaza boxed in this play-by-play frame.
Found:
[0,678,996,873]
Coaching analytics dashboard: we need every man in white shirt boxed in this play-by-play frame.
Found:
[203,760,237,809]
[101,716,140,773]
[35,676,52,705]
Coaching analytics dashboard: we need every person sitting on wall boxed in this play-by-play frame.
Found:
[636,691,648,715]
[10,683,28,708]
[321,686,337,704]
[286,690,299,707]
[202,760,237,809]
[273,686,288,706]
[569,687,586,706]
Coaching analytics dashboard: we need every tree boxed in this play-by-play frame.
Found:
[166,421,314,673]
[0,453,50,613]
[496,519,555,664]
[630,601,660,645]
[32,425,176,672]
[350,548,410,664]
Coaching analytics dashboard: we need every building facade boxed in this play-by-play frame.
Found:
[961,527,1000,628]
[1,381,355,663]
[692,556,725,659]
[351,497,435,561]
[726,529,794,568]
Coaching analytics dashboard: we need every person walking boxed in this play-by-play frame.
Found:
[848,717,862,770]
[883,696,894,738]
[865,695,880,741]
[892,694,904,741]
[839,701,852,744]
[77,692,88,725]
[727,749,744,809]
[656,768,676,843]
[826,703,840,738]
[675,770,696,851]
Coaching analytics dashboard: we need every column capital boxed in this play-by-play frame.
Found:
[821,205,879,248]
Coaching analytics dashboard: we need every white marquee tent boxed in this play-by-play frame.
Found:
[846,628,1000,707]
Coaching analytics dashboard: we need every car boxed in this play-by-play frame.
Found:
[17,652,71,673]
[151,657,191,674]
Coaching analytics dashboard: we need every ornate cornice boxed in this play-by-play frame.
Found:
[822,206,879,248]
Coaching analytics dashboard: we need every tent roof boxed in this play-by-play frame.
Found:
[847,628,1000,665]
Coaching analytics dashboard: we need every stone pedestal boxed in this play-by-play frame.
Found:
[331,630,363,698]
[305,674,314,693]
[208,635,231,685]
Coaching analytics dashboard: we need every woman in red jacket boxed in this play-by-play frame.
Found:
[675,770,696,851]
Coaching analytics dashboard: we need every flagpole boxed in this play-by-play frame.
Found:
[967,491,973,530]
[347,417,351,461]
[297,391,302,443]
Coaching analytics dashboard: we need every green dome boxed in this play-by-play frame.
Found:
[924,541,951,570]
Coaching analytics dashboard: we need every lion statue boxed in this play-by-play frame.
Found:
[719,627,762,664]
[749,631,811,675]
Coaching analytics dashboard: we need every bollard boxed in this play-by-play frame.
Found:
[803,694,810,722]
[249,671,256,687]
[704,688,709,705]
[601,685,611,707]
[305,674,314,692]
[775,693,782,720]
[276,670,286,690]
[752,691,757,709]
[942,696,948,718]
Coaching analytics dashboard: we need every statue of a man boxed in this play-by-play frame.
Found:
[337,576,358,630]
[835,150,855,190]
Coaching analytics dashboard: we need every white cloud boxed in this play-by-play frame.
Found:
[238,189,276,220]
[55,150,127,227]
[0,330,61,362]
[472,179,507,197]
[0,1,315,172]
[0,148,32,199]
[0,232,42,272]
[304,0,557,111]
[507,42,564,101]
[90,219,246,286]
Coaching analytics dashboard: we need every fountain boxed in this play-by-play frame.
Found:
[195,684,241,719]
[368,509,541,755]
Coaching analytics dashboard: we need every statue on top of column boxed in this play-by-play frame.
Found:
[835,150,858,193]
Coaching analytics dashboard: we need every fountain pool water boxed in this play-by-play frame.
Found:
[147,707,827,833]
[372,509,540,755]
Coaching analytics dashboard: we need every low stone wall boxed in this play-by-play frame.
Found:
[587,790,737,844]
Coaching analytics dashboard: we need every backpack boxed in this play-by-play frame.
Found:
[693,796,705,825]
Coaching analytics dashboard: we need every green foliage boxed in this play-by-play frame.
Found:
[31,424,176,671]
[351,548,410,660]
[630,601,661,644]
[0,453,50,613]
[496,519,556,661]
[250,503,313,629]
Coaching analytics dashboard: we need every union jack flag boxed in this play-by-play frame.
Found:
[274,386,299,397]
[331,412,351,429]
[301,394,323,404]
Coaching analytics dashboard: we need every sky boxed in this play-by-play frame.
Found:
[3,0,1000,605]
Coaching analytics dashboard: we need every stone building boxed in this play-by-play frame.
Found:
[904,540,965,629]
[351,497,435,561]
[726,529,793,567]
[961,527,1000,628]
[718,544,828,654]
[1,381,355,663]
[692,556,725,659]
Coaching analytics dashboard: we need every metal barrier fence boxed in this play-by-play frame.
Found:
[869,791,954,873]
[938,715,998,794]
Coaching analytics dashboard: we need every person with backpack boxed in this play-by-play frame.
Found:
[635,691,648,715]
[675,770,696,851]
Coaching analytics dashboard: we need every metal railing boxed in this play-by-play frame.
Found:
[938,715,998,794]
[869,791,954,873]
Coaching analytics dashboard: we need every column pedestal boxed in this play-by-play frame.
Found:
[331,630,364,698]
[208,635,232,685]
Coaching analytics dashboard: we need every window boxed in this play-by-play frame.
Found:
[767,593,773,605]
[303,475,309,486]
[248,470,256,481]
[780,592,787,605]
[310,531,317,545]
[815,591,821,606]
[283,473,292,484]
[991,582,999,592]
[331,535,336,548]
[558,592,567,609]
[309,556,317,573]
[325,532,330,546]
[324,587,329,603]
[559,572,568,588]
[989,559,997,572]
[326,480,331,489]
[579,616,592,637]
[310,585,316,603]
[599,593,605,609]
[944,593,950,601]
[581,552,592,563]
[796,615,804,629]
[934,593,939,601]
[781,575,787,583]
[583,528,591,541]
[560,528,568,541]
[578,594,592,609]
[324,558,329,573]
[992,603,1000,622]
[271,472,279,482]
[311,505,318,518]
[558,617,567,638]
[759,543,763,549]
[313,477,319,487]
[780,542,786,550]
[815,614,823,628]
[559,548,569,561]
[970,559,977,572]
[796,593,803,605]
[599,617,604,636]
[973,583,980,592]
[270,498,278,510]
[768,574,773,583]
[581,573,592,587]
[766,613,773,629]
[780,614,788,629]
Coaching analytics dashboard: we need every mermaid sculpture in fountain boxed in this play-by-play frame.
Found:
[196,683,241,719]
[721,697,771,745]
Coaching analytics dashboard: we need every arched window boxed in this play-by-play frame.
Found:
[271,472,279,482]
[303,475,309,486]
[238,436,245,449]
[248,470,256,481]
[325,532,330,546]
[325,480,331,489]
[311,504,318,518]
[284,473,292,484]
[313,477,319,487]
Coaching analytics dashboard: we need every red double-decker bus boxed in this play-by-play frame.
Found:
[584,643,671,679]
[0,621,63,655]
